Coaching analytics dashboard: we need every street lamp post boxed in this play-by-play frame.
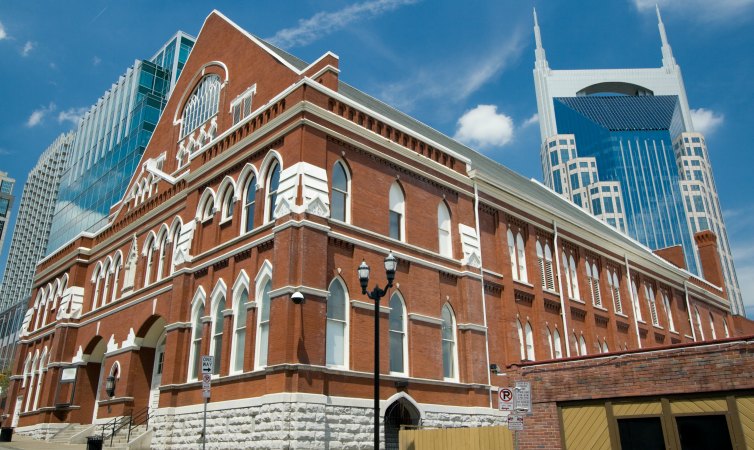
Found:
[358,252,398,450]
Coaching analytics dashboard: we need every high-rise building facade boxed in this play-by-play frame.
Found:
[0,172,15,255]
[532,8,744,315]
[46,32,194,254]
[0,133,73,368]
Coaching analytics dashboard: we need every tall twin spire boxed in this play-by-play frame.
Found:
[533,5,676,70]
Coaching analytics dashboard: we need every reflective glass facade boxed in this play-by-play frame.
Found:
[553,95,698,274]
[47,33,194,254]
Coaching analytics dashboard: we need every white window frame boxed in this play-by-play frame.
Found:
[230,271,249,375]
[437,202,452,257]
[180,74,221,138]
[389,182,405,242]
[441,304,459,381]
[388,292,408,376]
[187,289,206,381]
[230,84,256,125]
[326,278,350,369]
[254,262,273,370]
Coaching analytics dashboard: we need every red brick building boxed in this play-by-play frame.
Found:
[4,11,752,449]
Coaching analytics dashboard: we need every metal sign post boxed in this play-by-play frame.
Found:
[201,356,213,450]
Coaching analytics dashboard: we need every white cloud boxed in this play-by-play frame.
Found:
[0,20,7,40]
[0,148,12,156]
[93,56,101,66]
[522,113,539,128]
[21,41,34,57]
[26,102,56,127]
[634,0,754,22]
[268,0,419,48]
[377,32,523,112]
[58,107,88,126]
[690,108,724,135]
[453,105,515,150]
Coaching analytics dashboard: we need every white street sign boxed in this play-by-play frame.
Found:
[514,381,531,415]
[507,414,524,431]
[498,387,514,411]
[201,355,214,375]
[202,373,211,389]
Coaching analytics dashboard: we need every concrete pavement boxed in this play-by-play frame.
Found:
[0,434,87,449]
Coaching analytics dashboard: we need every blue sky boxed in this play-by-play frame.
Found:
[0,0,752,317]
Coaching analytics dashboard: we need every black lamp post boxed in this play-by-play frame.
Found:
[105,375,116,398]
[358,251,398,450]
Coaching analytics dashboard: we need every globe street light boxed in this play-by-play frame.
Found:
[357,251,397,449]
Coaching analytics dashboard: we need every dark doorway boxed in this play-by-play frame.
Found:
[676,415,733,450]
[617,417,665,450]
[384,399,419,450]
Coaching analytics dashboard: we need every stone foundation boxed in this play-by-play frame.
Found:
[151,393,506,449]
[14,422,67,441]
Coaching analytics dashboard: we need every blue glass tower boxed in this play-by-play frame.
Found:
[46,32,195,254]
[553,95,697,273]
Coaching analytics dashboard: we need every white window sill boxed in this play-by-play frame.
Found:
[594,305,608,312]
[652,324,663,330]
[615,312,628,318]
[570,298,586,305]
[513,280,534,288]
[201,215,214,224]
[219,216,233,226]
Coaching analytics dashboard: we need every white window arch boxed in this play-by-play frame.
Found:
[231,271,250,374]
[572,333,580,356]
[255,262,273,369]
[100,259,111,308]
[569,255,580,300]
[546,327,554,359]
[181,74,221,138]
[579,335,587,356]
[143,233,156,286]
[631,280,642,321]
[111,252,122,303]
[156,228,169,281]
[662,291,675,332]
[123,237,138,291]
[441,304,458,380]
[389,182,405,241]
[709,313,716,339]
[25,350,39,412]
[21,353,31,388]
[507,229,528,282]
[601,339,609,354]
[265,161,281,223]
[197,189,216,222]
[723,318,730,338]
[694,306,705,340]
[437,202,452,257]
[331,161,350,223]
[326,278,349,368]
[388,292,408,375]
[525,321,535,361]
[169,220,182,274]
[210,280,227,375]
[220,184,235,222]
[609,270,622,314]
[536,241,555,291]
[188,288,206,381]
[516,320,526,360]
[586,261,601,307]
[242,174,257,233]
[644,284,659,326]
[553,328,563,358]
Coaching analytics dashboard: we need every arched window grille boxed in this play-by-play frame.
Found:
[326,279,348,367]
[331,162,350,222]
[181,74,221,138]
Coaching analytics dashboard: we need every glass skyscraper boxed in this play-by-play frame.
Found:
[532,8,744,315]
[46,32,194,254]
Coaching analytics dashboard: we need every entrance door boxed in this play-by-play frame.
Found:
[384,400,420,450]
[11,396,22,427]
[149,335,166,413]
[92,363,105,423]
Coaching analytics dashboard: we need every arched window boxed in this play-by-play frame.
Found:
[389,293,407,375]
[525,322,535,361]
[579,335,587,356]
[662,291,675,332]
[243,176,257,233]
[111,253,122,303]
[21,354,31,388]
[609,270,622,314]
[255,277,272,369]
[709,313,716,339]
[437,202,452,257]
[562,252,573,298]
[265,162,281,223]
[441,305,457,380]
[326,279,349,368]
[389,182,405,241]
[181,74,221,138]
[156,231,168,281]
[569,255,579,300]
[143,234,155,287]
[331,161,350,222]
[91,264,103,311]
[507,229,527,282]
[723,318,730,338]
[33,348,48,411]
[101,260,111,308]
[586,261,601,307]
[188,296,205,381]
[572,333,580,356]
[221,185,235,221]
[546,327,554,359]
[694,306,705,340]
[536,241,555,291]
[631,280,642,321]
[644,284,659,326]
[123,239,138,291]
[516,320,526,360]
[553,328,563,358]
[170,222,181,274]
[25,351,39,412]
[231,280,248,374]
[211,291,225,375]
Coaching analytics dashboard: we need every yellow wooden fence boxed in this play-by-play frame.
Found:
[399,425,514,450]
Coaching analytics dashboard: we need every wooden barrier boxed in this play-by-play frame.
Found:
[399,425,514,450]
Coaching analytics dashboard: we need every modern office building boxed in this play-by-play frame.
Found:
[46,31,195,255]
[0,133,73,368]
[532,8,744,315]
[5,11,752,448]
[0,172,15,256]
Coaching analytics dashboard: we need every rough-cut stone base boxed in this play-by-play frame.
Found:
[151,394,506,449]
[14,422,66,441]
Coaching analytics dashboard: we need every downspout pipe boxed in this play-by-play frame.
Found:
[624,255,642,349]
[552,221,571,357]
[472,181,493,409]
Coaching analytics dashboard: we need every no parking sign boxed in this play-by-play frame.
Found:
[498,387,514,411]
